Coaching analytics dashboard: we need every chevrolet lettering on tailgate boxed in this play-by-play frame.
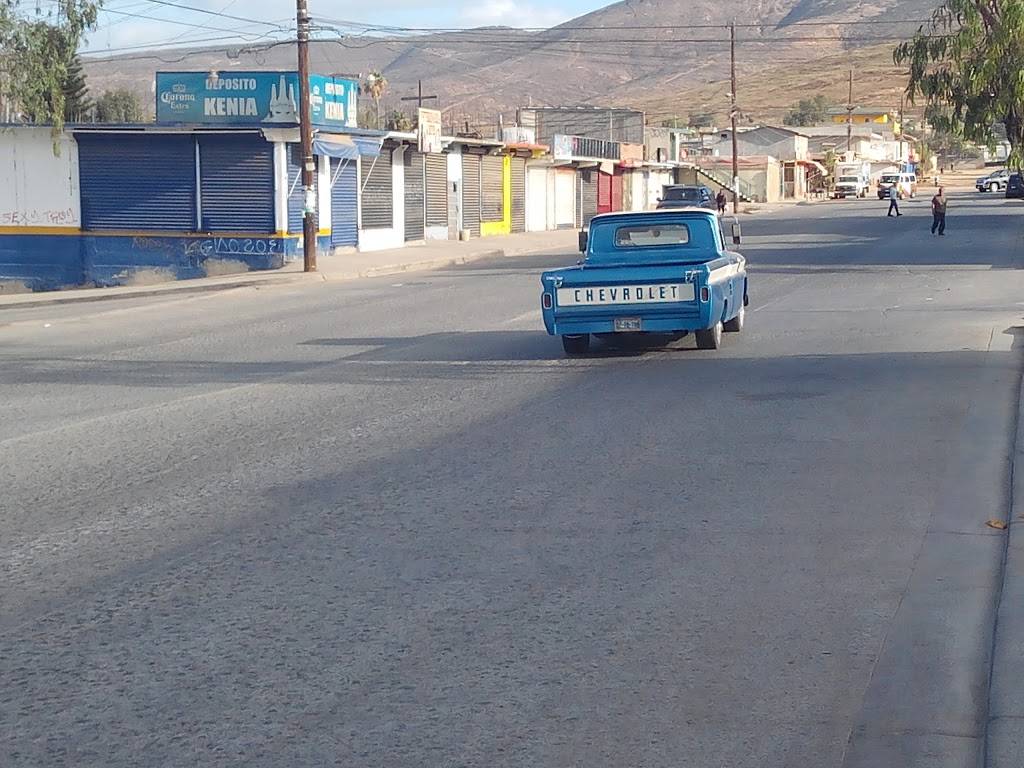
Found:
[558,283,695,306]
[540,209,748,356]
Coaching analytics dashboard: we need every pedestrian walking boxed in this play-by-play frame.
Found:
[715,190,727,214]
[887,184,902,217]
[931,187,947,235]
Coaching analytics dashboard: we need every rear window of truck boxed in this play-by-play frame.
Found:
[614,224,690,248]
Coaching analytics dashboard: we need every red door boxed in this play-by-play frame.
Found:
[597,171,612,213]
[611,169,624,211]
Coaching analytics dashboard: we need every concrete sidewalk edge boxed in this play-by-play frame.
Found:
[0,241,556,311]
[986,356,1024,767]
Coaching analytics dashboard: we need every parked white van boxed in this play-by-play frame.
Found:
[876,172,917,200]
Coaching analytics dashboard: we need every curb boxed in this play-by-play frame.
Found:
[0,241,564,312]
[986,356,1024,767]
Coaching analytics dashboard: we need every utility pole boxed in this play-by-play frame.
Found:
[846,68,854,156]
[730,21,739,214]
[296,0,316,272]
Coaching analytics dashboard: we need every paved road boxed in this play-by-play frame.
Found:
[2,191,1023,768]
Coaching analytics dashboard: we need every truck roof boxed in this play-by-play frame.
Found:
[587,207,716,225]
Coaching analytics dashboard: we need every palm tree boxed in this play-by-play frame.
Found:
[363,71,388,129]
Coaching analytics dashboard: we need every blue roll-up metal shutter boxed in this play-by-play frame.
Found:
[425,153,447,228]
[330,157,358,247]
[198,134,274,233]
[77,133,196,231]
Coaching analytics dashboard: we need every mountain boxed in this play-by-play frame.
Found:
[81,0,939,131]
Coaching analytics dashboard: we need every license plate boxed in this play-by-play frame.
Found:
[614,317,642,332]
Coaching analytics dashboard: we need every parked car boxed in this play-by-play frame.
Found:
[877,172,917,200]
[657,185,714,210]
[976,169,1010,192]
[541,209,747,356]
[1005,173,1024,198]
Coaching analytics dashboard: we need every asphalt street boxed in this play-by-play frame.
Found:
[2,190,1023,768]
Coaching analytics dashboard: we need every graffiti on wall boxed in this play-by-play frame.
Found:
[0,207,78,227]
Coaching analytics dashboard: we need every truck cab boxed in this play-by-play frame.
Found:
[540,209,748,356]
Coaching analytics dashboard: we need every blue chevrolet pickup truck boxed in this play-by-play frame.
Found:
[541,208,748,356]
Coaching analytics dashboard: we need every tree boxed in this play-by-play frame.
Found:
[895,1,1024,166]
[783,95,831,126]
[385,109,413,132]
[95,89,144,123]
[0,1,100,132]
[362,71,388,129]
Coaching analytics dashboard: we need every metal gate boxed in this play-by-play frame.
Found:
[404,150,425,241]
[425,153,447,229]
[511,157,526,233]
[481,155,504,223]
[330,157,358,247]
[579,170,598,226]
[462,154,481,236]
[77,133,196,231]
[360,148,393,230]
[198,135,275,233]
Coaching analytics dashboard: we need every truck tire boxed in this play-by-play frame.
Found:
[724,304,745,333]
[562,334,590,356]
[696,321,723,350]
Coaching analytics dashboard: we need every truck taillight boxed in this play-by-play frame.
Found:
[700,286,710,302]
[542,293,553,309]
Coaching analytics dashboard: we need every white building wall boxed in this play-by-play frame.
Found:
[630,170,646,211]
[0,128,80,229]
[447,147,462,235]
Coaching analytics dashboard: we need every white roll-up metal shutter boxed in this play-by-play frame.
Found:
[510,157,526,233]
[462,154,481,236]
[360,148,393,230]
[481,155,504,223]
[554,169,575,229]
[199,134,275,233]
[330,158,358,247]
[404,150,425,241]
[425,153,447,228]
[527,166,547,231]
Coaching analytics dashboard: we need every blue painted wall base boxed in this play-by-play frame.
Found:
[0,232,288,291]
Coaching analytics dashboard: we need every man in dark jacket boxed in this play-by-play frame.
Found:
[931,187,947,235]
[715,190,727,214]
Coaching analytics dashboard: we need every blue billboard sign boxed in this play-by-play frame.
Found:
[156,71,358,128]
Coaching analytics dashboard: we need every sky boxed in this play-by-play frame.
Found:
[78,0,613,54]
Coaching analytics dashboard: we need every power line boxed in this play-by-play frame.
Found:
[98,6,281,38]
[138,0,291,30]
[312,17,934,32]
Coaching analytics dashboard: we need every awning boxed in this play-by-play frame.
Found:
[313,134,383,159]
[798,158,829,175]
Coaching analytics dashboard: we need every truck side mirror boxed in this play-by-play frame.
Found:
[731,221,742,245]
[578,229,588,253]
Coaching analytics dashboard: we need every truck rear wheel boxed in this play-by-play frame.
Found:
[724,304,745,333]
[696,321,723,350]
[562,334,591,356]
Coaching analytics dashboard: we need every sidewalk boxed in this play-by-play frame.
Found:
[0,229,577,310]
